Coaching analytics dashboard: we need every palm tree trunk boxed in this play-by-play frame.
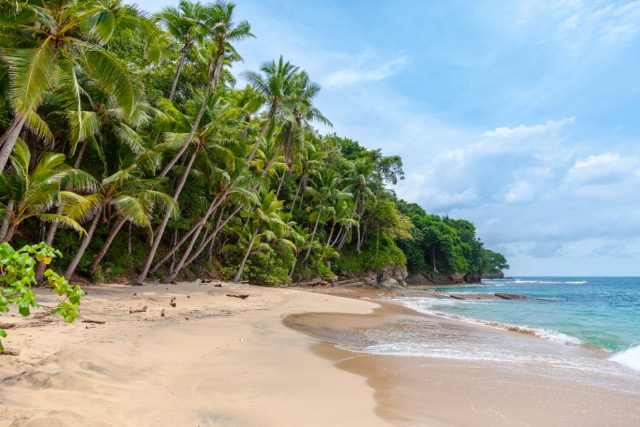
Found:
[65,207,102,278]
[232,223,261,283]
[134,145,199,285]
[0,200,15,242]
[246,109,275,165]
[301,203,323,265]
[289,179,303,216]
[0,115,26,174]
[89,216,128,274]
[150,187,229,274]
[182,204,242,268]
[260,145,283,179]
[73,139,88,168]
[163,195,226,282]
[2,222,17,243]
[326,222,336,248]
[169,46,188,101]
[159,62,215,178]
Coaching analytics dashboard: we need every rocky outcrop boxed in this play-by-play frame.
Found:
[405,272,470,286]
[333,265,408,290]
[482,271,505,279]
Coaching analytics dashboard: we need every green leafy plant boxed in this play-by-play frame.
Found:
[0,242,84,352]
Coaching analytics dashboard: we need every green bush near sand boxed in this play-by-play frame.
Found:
[0,242,84,352]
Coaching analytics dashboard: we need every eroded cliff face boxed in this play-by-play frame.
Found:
[405,271,482,286]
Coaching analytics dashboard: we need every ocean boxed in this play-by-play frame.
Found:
[325,277,640,389]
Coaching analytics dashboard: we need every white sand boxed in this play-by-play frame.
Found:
[0,281,389,427]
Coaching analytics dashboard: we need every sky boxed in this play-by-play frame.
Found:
[132,0,640,276]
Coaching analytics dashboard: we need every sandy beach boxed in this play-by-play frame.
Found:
[0,282,385,427]
[1,282,639,426]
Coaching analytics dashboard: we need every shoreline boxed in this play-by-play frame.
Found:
[1,282,639,426]
[286,291,640,426]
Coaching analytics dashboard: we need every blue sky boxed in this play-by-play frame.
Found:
[133,0,640,276]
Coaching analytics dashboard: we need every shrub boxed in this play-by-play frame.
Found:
[0,242,84,352]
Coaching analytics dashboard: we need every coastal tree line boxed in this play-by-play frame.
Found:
[0,0,507,286]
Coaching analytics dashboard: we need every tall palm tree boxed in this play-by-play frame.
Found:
[300,169,351,265]
[135,1,253,285]
[0,0,139,174]
[157,0,209,101]
[243,56,298,165]
[344,159,376,250]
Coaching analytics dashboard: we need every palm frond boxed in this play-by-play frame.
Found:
[6,44,57,114]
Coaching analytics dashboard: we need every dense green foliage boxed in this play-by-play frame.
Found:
[397,201,508,278]
[0,0,507,288]
[0,242,84,352]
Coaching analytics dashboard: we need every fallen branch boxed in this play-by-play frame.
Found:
[226,294,249,300]
[82,319,105,325]
[129,305,148,314]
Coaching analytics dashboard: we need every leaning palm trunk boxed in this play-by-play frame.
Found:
[163,192,229,282]
[134,145,199,284]
[89,216,128,274]
[301,204,323,265]
[0,115,27,174]
[182,204,242,269]
[169,46,188,101]
[152,185,234,274]
[65,207,102,278]
[159,42,224,178]
[232,223,261,283]
[246,109,276,165]
[0,200,15,242]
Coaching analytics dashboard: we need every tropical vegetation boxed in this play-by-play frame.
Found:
[0,0,507,288]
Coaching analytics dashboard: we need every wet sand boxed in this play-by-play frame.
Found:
[286,300,640,426]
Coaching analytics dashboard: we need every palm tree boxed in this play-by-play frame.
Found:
[300,169,351,265]
[232,190,285,283]
[0,0,139,174]
[157,0,209,101]
[64,166,177,278]
[243,56,298,165]
[135,1,253,285]
[344,159,376,250]
[0,140,96,243]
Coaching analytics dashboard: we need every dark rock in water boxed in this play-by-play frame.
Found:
[446,292,546,301]
[494,293,529,300]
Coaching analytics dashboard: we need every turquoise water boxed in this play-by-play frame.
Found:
[397,276,640,372]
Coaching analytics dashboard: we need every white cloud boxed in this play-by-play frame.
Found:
[482,117,575,139]
[322,54,411,88]
[564,152,640,184]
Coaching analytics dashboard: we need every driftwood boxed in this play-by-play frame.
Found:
[129,305,148,314]
[226,294,249,300]
[82,319,105,325]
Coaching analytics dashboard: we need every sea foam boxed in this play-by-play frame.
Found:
[610,345,640,372]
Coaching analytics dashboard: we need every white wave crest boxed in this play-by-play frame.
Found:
[610,345,640,372]
[400,299,582,346]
